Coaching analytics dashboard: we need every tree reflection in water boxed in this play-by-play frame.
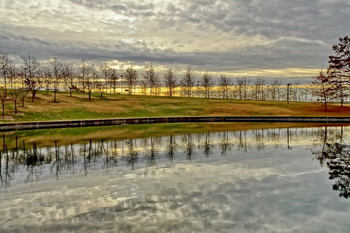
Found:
[313,126,350,199]
[1,125,350,199]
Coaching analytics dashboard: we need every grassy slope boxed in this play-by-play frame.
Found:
[1,91,350,122]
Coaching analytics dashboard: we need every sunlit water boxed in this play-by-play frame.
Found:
[1,126,350,232]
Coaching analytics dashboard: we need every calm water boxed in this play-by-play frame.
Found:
[1,125,350,233]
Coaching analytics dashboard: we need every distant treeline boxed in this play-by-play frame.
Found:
[0,40,348,116]
[1,36,349,114]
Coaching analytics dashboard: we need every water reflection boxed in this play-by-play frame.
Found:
[2,125,350,233]
[0,126,349,197]
[312,126,350,198]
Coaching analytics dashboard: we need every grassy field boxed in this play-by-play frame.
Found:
[1,91,350,122]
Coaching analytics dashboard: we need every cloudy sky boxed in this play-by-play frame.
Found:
[0,0,349,80]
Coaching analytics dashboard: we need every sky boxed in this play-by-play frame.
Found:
[0,0,349,80]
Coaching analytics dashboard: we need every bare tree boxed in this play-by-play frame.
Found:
[139,79,148,95]
[43,66,52,95]
[143,64,159,95]
[6,63,17,90]
[312,70,335,111]
[91,65,99,94]
[100,63,110,94]
[96,81,105,97]
[86,65,96,100]
[236,77,249,100]
[260,78,268,100]
[180,67,195,97]
[19,89,29,108]
[22,54,42,102]
[0,52,15,117]
[61,62,76,97]
[108,68,119,94]
[328,36,350,107]
[78,60,94,100]
[78,60,90,92]
[94,64,106,97]
[124,66,138,95]
[218,74,231,99]
[269,79,282,101]
[291,81,301,101]
[163,68,177,97]
[0,51,12,90]
[200,72,214,98]
[154,76,162,96]
[9,88,26,114]
[9,89,18,114]
[50,57,62,102]
[253,78,267,100]
[0,87,7,116]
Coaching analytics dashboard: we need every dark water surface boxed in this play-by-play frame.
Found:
[1,125,350,233]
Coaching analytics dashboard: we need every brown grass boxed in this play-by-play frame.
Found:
[1,92,350,123]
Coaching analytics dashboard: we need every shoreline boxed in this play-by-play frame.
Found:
[1,116,350,132]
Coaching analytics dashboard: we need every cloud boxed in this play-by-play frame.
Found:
[0,28,327,81]
[0,0,349,79]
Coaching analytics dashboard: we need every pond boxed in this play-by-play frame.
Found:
[0,124,350,233]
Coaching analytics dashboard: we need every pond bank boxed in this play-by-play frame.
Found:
[1,116,350,131]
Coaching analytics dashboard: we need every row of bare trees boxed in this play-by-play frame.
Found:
[0,51,322,116]
[1,36,349,116]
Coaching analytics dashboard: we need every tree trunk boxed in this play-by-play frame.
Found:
[2,103,4,117]
[31,91,36,102]
[341,95,344,107]
[88,90,91,100]
[14,100,17,114]
[4,75,6,91]
[324,98,328,111]
[54,90,57,103]
[21,97,25,107]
